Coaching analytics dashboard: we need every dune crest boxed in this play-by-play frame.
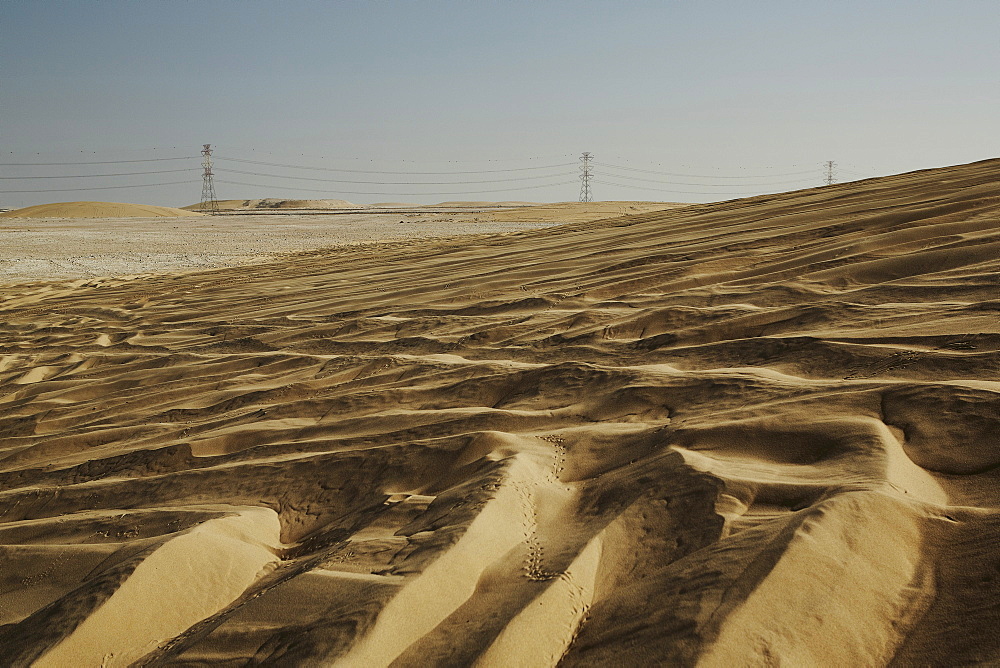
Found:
[1,159,999,665]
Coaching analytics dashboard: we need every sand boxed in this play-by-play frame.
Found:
[481,200,681,224]
[1,159,999,665]
[0,201,203,219]
[182,199,358,211]
[0,211,562,283]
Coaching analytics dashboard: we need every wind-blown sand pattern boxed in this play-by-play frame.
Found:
[1,159,999,666]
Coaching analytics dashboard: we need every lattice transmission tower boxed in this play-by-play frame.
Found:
[200,144,219,213]
[824,160,837,186]
[579,152,593,202]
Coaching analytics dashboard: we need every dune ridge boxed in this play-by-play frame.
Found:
[0,201,203,219]
[1,159,999,665]
[481,200,681,224]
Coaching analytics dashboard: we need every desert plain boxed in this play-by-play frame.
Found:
[0,161,999,665]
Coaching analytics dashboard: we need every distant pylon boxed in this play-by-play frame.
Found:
[579,152,593,202]
[200,144,219,213]
[824,160,836,186]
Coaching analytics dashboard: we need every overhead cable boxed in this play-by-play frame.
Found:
[0,156,197,166]
[594,166,818,188]
[220,167,578,185]
[0,180,198,193]
[217,148,576,164]
[0,168,194,179]
[594,161,819,179]
[591,178,813,196]
[214,156,577,175]
[215,178,576,196]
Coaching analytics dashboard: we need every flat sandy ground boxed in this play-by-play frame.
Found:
[0,211,556,283]
[1,170,999,666]
[0,202,677,283]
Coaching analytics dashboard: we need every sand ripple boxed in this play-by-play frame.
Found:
[1,160,999,665]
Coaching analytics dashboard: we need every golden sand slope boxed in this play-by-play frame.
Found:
[0,201,203,219]
[1,160,1000,665]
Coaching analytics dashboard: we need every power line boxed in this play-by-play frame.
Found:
[0,156,196,166]
[603,155,818,170]
[579,152,593,202]
[590,178,813,196]
[214,156,577,175]
[0,180,198,194]
[214,178,577,196]
[595,166,818,188]
[219,167,577,185]
[594,161,819,179]
[836,168,873,177]
[824,160,836,186]
[0,168,194,179]
[200,144,219,213]
[216,147,576,164]
[0,147,870,202]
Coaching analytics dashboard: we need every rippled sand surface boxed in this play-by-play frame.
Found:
[1,161,999,665]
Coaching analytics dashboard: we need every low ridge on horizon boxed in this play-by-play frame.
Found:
[0,201,205,219]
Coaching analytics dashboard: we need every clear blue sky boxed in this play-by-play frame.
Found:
[3,1,998,207]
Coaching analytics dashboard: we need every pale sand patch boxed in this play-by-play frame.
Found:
[0,209,562,283]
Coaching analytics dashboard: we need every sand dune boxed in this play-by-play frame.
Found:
[481,200,683,224]
[0,201,203,219]
[1,159,999,665]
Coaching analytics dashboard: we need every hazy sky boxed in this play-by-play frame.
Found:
[3,1,999,207]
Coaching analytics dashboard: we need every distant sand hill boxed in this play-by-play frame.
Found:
[1,160,1000,665]
[432,200,536,207]
[0,201,203,218]
[182,198,357,211]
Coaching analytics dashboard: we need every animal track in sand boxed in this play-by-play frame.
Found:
[842,334,985,380]
[539,434,568,484]
[560,576,592,662]
[843,350,923,380]
[19,550,71,587]
[514,437,575,582]
[512,478,555,581]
